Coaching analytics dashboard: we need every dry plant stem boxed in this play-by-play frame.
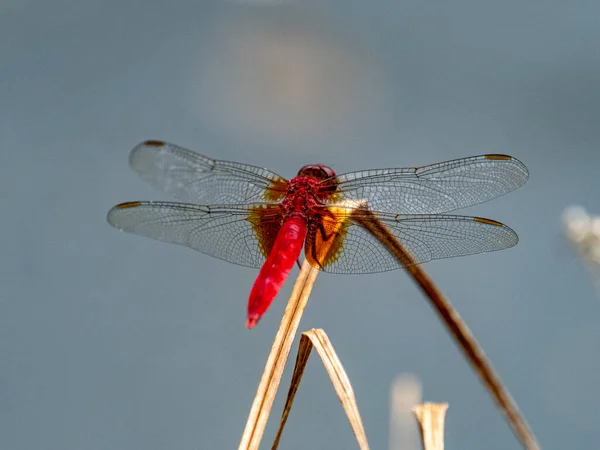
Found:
[354,210,540,450]
[270,333,312,450]
[272,329,369,450]
[238,260,320,450]
[413,403,449,450]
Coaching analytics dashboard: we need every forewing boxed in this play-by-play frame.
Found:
[128,140,288,204]
[330,154,528,214]
[107,201,284,269]
[306,208,518,274]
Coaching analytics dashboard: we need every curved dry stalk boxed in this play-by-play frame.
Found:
[272,329,369,450]
[238,260,320,450]
[413,403,449,450]
[353,209,540,450]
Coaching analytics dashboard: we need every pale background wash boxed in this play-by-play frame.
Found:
[2,1,600,449]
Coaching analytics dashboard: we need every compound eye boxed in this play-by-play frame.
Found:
[320,166,336,179]
[297,164,336,180]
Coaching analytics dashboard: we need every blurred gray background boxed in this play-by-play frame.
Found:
[2,0,600,449]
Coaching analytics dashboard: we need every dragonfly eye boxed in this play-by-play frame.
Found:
[297,164,338,194]
[297,164,336,180]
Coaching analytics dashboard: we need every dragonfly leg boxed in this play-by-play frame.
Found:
[310,244,325,269]
[317,213,339,242]
[309,217,340,269]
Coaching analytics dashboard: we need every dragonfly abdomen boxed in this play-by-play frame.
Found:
[246,217,307,328]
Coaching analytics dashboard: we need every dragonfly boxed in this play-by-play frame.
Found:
[107,140,528,328]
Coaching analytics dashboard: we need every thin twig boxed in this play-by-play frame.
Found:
[272,329,369,450]
[413,403,449,450]
[238,260,320,450]
[354,209,540,450]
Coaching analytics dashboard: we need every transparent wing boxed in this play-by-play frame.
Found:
[107,201,284,269]
[128,140,289,204]
[306,209,518,274]
[329,154,528,215]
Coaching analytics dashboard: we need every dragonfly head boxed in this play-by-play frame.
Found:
[297,164,336,181]
[297,164,338,194]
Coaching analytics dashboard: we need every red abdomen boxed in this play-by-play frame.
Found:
[246,217,307,328]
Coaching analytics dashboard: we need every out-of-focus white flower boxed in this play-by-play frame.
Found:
[563,206,600,291]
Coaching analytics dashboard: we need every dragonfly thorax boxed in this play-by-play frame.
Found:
[281,172,335,217]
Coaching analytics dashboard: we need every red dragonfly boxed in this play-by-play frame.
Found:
[107,140,528,328]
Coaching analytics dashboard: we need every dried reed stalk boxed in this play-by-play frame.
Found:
[353,209,540,450]
[238,260,320,450]
[413,403,449,450]
[272,329,369,450]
